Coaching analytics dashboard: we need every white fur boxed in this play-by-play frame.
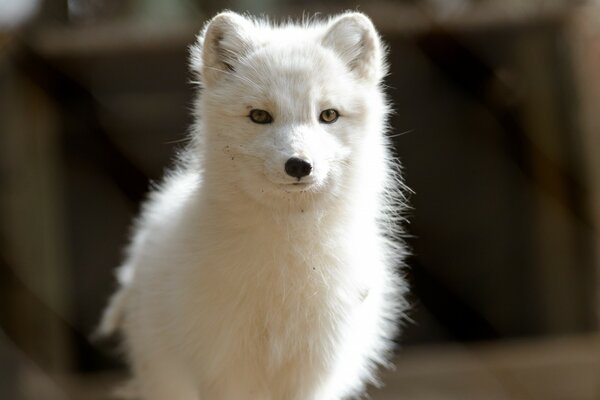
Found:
[100,11,408,400]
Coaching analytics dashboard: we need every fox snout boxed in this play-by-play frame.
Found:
[284,157,312,180]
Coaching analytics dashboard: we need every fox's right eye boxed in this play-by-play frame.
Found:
[249,109,273,124]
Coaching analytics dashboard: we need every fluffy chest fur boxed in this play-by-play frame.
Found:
[175,196,377,349]
[145,192,384,396]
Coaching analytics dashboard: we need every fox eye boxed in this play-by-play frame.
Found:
[319,109,339,124]
[249,109,273,124]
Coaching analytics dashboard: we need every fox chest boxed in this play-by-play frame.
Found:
[184,233,365,367]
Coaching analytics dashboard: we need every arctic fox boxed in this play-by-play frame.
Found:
[99,11,408,400]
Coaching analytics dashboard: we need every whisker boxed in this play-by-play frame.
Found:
[164,137,192,145]
[387,129,414,139]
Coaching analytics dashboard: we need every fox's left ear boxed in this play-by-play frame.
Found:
[322,13,386,84]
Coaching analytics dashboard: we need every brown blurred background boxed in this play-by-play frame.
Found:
[1,0,599,399]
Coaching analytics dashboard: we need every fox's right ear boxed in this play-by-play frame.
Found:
[190,12,254,86]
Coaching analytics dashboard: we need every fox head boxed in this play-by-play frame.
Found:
[190,12,390,210]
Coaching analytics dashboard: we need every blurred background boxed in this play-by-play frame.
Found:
[1,0,599,399]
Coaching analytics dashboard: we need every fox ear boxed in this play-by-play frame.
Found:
[191,12,253,86]
[322,13,385,83]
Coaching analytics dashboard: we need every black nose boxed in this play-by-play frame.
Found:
[285,157,312,180]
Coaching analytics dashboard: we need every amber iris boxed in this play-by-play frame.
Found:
[319,109,339,123]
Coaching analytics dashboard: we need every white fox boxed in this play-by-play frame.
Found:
[99,11,408,400]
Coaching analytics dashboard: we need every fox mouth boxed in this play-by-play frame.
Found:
[260,166,323,193]
[279,181,315,191]
[270,178,319,192]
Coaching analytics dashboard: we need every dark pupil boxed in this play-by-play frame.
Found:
[323,110,336,121]
[255,111,265,120]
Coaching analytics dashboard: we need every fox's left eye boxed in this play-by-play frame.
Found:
[319,109,339,124]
